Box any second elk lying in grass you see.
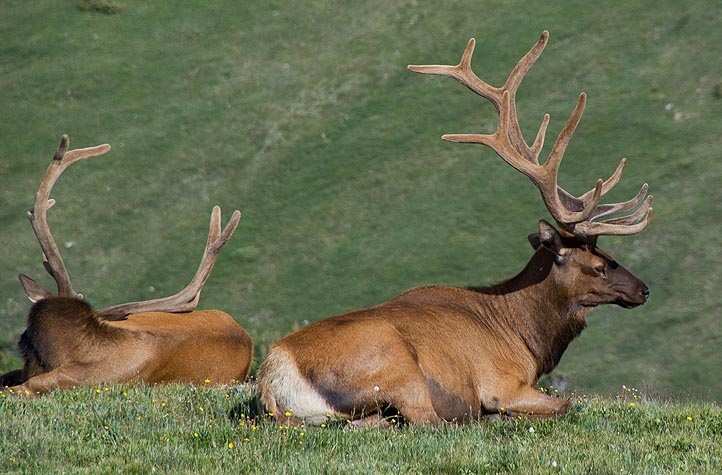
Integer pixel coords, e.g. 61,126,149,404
257,31,653,426
0,135,252,396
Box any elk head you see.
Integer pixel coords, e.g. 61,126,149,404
528,220,649,311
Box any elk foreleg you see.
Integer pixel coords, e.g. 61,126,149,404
6,365,96,396
491,385,571,419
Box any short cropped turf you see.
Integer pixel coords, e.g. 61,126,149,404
0,383,720,474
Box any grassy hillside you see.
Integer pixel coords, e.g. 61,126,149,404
1,0,721,401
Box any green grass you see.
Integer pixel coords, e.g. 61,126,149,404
0,384,720,474
0,2,721,468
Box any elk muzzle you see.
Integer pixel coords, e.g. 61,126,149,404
610,265,650,309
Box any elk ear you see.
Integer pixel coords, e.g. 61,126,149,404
528,220,562,250
527,233,542,250
531,220,569,263
18,274,53,303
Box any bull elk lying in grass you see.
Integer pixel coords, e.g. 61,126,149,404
258,31,653,426
0,135,252,396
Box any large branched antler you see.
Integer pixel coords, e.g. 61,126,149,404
24,134,111,299
408,31,652,238
21,134,241,320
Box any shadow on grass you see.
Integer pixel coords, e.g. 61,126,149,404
228,382,409,429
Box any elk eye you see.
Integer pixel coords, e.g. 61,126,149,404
594,264,607,277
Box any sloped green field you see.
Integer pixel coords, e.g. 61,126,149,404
1,0,720,403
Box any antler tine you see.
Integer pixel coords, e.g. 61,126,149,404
580,157,627,203
589,183,650,222
27,134,111,300
530,114,551,160
97,206,241,320
409,31,652,239
575,203,653,237
408,38,501,103
504,30,549,93
503,30,549,157
598,195,652,225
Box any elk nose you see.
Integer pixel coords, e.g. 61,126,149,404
642,287,650,302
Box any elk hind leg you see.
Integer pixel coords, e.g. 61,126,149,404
380,377,444,425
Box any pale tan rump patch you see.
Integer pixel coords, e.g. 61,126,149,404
258,347,335,425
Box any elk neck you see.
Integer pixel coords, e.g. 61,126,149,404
468,247,588,376
21,297,129,372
